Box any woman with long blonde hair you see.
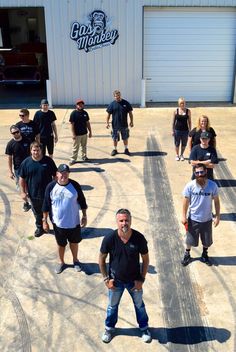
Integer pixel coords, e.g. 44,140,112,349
188,115,216,151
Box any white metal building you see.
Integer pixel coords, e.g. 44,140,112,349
0,0,236,105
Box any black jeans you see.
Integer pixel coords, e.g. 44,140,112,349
30,198,44,230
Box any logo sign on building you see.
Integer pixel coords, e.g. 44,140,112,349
70,10,119,52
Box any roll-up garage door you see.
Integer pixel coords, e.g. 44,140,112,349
144,7,236,102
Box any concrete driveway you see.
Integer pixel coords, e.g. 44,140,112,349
0,104,236,351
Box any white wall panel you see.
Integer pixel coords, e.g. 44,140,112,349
144,7,236,102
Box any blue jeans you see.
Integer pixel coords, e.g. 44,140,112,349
105,280,149,330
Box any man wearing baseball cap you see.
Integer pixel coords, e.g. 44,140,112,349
42,164,88,274
189,131,218,180
69,99,92,165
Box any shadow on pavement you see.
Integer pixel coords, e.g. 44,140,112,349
215,179,236,187
219,213,236,221
114,326,230,344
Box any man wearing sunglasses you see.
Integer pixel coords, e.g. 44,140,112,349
181,163,220,266
5,125,31,211
16,108,40,144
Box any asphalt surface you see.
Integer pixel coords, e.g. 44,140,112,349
0,105,236,352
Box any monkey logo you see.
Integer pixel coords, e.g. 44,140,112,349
90,10,106,34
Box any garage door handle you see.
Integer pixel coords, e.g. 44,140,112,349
145,78,152,80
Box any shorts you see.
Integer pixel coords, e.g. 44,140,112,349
112,128,129,141
53,224,82,247
40,136,54,155
174,130,188,147
185,218,213,247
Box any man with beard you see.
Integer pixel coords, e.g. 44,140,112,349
42,164,88,274
181,163,220,266
99,208,151,344
19,142,57,237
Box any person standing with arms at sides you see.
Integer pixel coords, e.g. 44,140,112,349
16,108,40,144
99,209,151,344
19,142,57,237
106,90,134,156
5,125,31,212
69,99,92,165
181,163,220,267
42,164,88,274
33,99,58,158
188,115,216,152
172,97,191,161
189,131,218,181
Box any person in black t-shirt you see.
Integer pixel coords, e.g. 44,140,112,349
172,97,192,161
189,131,218,180
16,108,40,144
5,125,31,212
69,99,92,165
188,115,216,152
33,99,58,158
106,90,134,156
99,209,151,344
19,142,57,237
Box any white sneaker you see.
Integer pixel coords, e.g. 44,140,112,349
180,155,185,161
141,329,152,343
175,155,180,161
102,329,113,343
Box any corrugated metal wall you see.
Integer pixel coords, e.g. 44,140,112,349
1,0,236,104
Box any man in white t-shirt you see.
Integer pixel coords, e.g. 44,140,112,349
42,164,88,274
181,163,220,266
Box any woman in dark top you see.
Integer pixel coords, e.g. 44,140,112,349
188,115,216,151
172,97,192,161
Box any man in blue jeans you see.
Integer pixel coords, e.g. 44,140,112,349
99,208,151,343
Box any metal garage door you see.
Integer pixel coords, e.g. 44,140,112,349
144,7,236,102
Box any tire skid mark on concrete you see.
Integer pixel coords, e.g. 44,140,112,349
212,156,236,352
0,188,11,238
215,155,236,221
1,275,32,352
144,134,213,351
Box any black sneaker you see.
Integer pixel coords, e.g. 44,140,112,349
34,228,44,237
124,148,130,155
82,156,89,161
55,263,66,274
23,202,31,212
201,253,212,266
181,253,191,266
111,149,117,156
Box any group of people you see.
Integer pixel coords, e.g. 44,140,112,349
172,97,220,267
4,92,221,344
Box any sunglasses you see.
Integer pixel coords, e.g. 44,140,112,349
195,170,205,175
11,130,20,135
19,114,25,117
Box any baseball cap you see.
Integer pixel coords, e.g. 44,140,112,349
57,164,70,173
200,131,211,139
76,98,85,105
41,99,49,105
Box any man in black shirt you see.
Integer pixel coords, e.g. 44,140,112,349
33,99,58,158
99,209,151,344
189,131,218,180
16,108,40,143
69,99,92,165
19,142,57,237
106,90,133,156
5,125,31,211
